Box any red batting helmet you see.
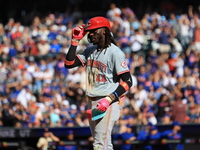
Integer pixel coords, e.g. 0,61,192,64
84,16,111,31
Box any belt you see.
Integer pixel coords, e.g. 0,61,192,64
87,96,105,101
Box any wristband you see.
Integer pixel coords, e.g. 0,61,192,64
113,92,118,98
71,38,79,46
108,93,116,101
106,96,113,103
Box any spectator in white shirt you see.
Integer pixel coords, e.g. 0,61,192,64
134,84,148,108
16,86,32,109
130,29,144,57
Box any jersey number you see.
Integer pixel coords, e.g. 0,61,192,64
96,74,106,83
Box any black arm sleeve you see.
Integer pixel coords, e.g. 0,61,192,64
66,45,77,61
65,45,82,68
114,72,132,98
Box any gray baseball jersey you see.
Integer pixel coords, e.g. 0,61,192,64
77,43,130,97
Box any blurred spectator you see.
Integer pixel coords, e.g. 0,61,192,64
156,94,171,122
113,124,136,150
116,30,132,56
140,98,152,114
160,114,172,125
179,16,191,51
37,36,50,57
130,29,144,57
134,84,148,108
136,65,149,86
146,109,157,125
36,128,60,150
11,22,23,40
69,104,78,120
171,94,187,123
126,115,137,126
48,25,58,42
1,99,14,126
106,3,122,25
137,122,153,141
57,130,77,150
16,86,32,109
65,120,75,127
161,121,184,150
194,88,200,105
157,25,171,54
120,6,135,23
188,105,199,123
191,22,200,52
174,54,184,77
147,125,162,150
167,53,178,76
23,38,38,56
49,38,62,54
171,28,183,54
12,102,24,127
32,66,44,94
137,122,153,150
49,106,61,127
42,68,54,85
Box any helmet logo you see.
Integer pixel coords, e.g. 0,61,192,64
87,21,91,27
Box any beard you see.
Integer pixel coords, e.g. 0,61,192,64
87,33,103,45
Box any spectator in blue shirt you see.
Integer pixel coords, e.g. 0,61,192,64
147,125,162,150
161,121,184,150
119,124,136,150
137,122,153,150
48,25,58,42
50,38,62,54
137,122,153,141
57,130,77,150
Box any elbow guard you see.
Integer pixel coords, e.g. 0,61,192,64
120,82,130,92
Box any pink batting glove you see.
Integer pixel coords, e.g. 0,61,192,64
96,97,112,112
71,25,86,46
72,25,86,40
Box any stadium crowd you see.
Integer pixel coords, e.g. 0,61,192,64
0,3,200,136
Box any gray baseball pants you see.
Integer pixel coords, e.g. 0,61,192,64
88,99,120,150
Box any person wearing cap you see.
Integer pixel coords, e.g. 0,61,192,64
146,109,157,125
36,128,60,150
64,16,132,150
146,125,162,150
1,99,14,126
161,114,172,125
137,122,154,150
113,124,136,150
69,104,77,121
137,122,153,141
57,130,77,150
161,121,184,150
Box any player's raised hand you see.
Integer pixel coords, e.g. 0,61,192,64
71,24,86,46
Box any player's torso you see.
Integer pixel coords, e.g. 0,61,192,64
84,44,120,97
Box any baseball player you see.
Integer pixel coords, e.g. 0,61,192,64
64,16,133,150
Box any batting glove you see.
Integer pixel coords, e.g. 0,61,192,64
96,96,113,112
71,25,86,46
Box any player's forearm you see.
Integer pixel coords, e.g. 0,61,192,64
113,72,133,99
65,45,77,61
64,45,80,68
105,72,132,104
